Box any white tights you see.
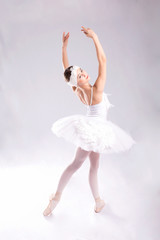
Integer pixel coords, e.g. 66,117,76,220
54,146,100,202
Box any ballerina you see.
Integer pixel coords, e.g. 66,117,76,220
43,26,136,216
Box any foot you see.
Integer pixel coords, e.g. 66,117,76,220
94,197,106,213
43,193,60,216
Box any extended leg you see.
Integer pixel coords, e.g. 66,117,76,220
55,146,91,194
43,146,91,216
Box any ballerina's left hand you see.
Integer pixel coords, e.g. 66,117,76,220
62,32,70,48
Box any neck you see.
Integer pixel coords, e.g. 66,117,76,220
77,83,92,92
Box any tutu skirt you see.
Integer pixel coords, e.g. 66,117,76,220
51,114,136,154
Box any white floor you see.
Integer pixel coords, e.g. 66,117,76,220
0,142,159,240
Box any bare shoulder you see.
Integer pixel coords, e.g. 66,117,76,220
72,86,80,97
92,85,103,104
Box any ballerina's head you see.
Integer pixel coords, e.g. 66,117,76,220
64,65,90,88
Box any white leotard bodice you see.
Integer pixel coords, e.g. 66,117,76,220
85,86,114,119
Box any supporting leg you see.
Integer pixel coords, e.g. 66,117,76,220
88,151,105,213
88,151,100,200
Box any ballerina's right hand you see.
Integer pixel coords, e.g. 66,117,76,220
62,32,70,48
81,26,96,38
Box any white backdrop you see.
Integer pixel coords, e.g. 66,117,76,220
0,1,159,240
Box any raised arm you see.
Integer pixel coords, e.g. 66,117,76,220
92,33,106,62
62,32,77,92
62,32,70,71
92,34,106,92
81,26,107,92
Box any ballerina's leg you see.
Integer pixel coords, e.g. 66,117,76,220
88,151,106,213
55,146,91,194
43,146,91,216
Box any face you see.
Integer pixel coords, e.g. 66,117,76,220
77,67,90,86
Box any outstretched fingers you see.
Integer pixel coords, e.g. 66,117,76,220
81,26,89,36
63,32,69,39
81,26,87,31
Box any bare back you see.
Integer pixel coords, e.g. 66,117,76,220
74,85,103,106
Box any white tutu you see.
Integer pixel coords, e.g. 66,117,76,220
51,92,136,154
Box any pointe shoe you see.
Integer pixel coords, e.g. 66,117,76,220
94,198,106,213
43,193,60,216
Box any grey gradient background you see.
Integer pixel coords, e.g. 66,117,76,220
0,0,160,240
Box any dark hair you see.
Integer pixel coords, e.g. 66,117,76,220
63,66,73,83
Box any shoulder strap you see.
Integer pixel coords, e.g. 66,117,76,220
90,86,93,105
